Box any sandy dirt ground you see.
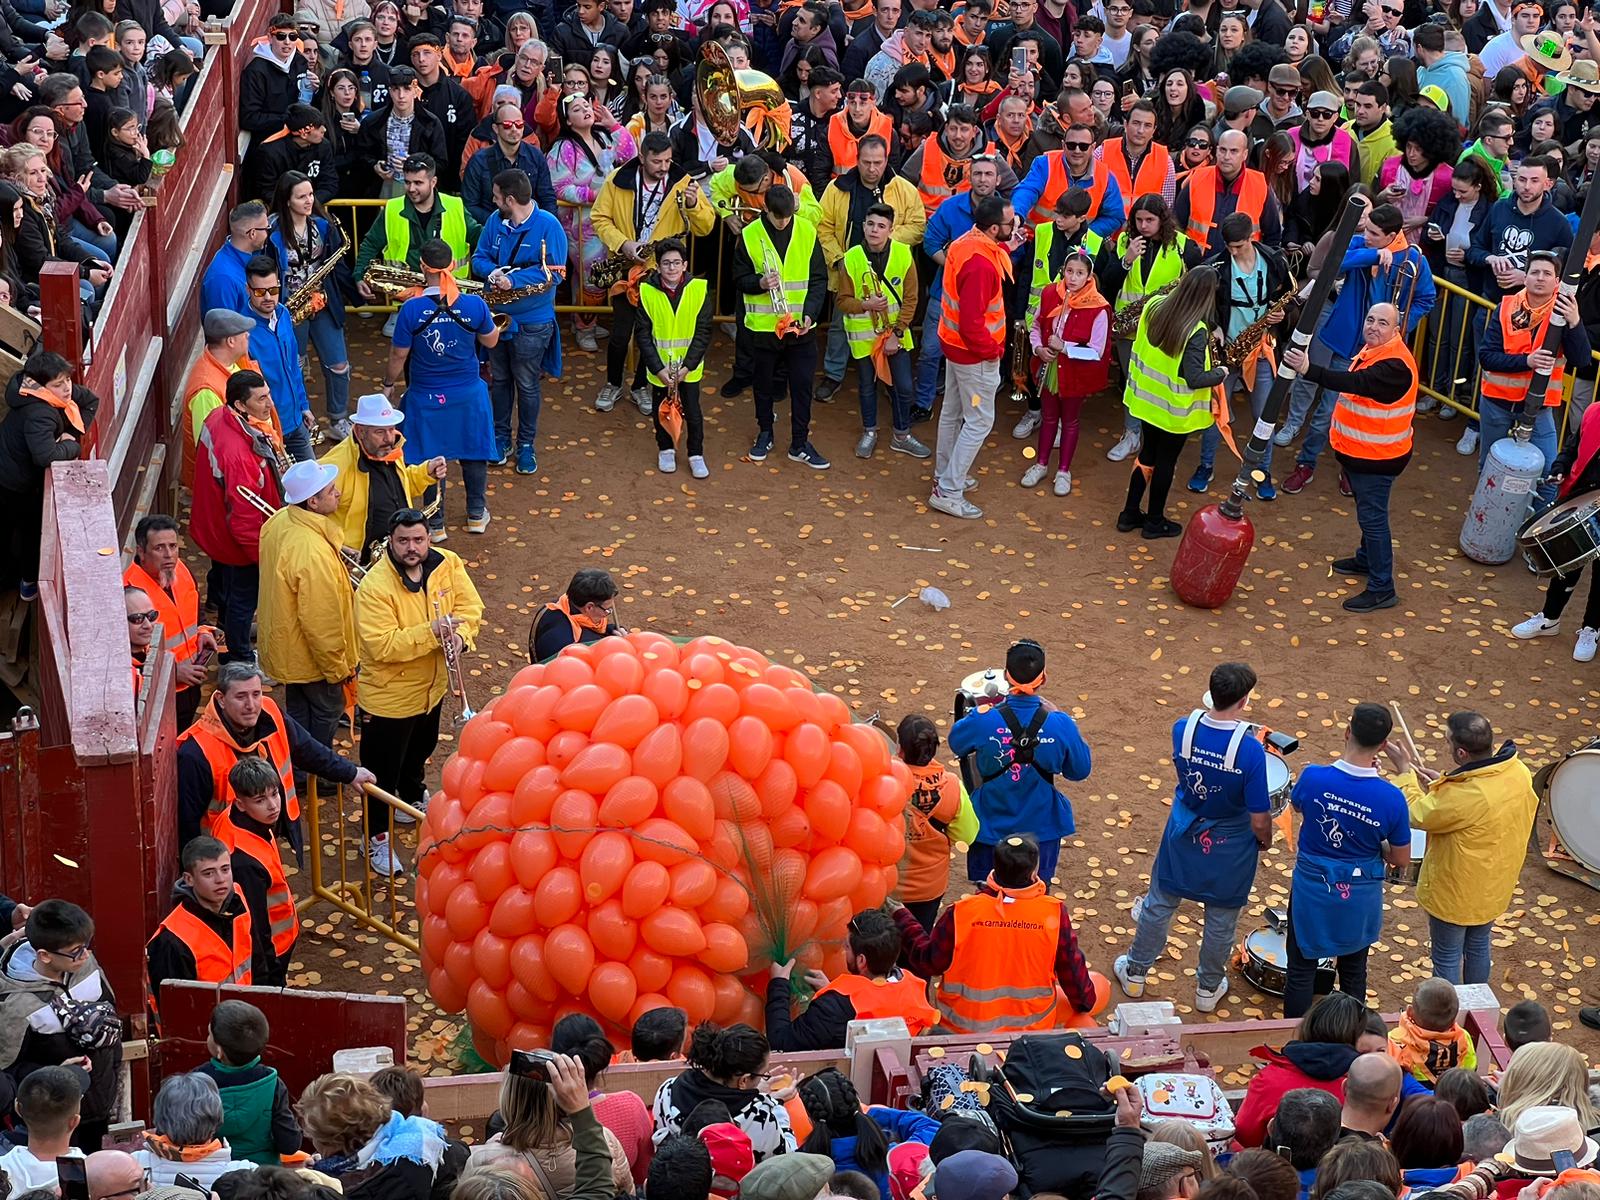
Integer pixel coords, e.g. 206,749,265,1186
271,320,1600,1077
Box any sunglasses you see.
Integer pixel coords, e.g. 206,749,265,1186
127,610,160,624
1186,136,1212,147
249,285,281,295
498,118,525,127
1381,4,1401,12
1307,107,1335,118
272,30,297,40
1271,84,1297,97
1064,140,1093,149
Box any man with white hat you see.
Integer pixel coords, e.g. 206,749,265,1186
320,393,447,562
1507,1107,1600,1176
256,459,358,788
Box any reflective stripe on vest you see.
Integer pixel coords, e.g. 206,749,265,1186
123,561,202,671
937,891,1061,1034
1125,312,1214,433
816,970,937,1035
742,219,817,331
638,278,709,385
841,241,914,357
178,696,302,830
917,138,968,218
1183,166,1268,247
937,230,1008,355
1328,335,1418,460
1481,298,1566,407
228,824,298,954
151,891,253,990
383,193,471,274
1102,137,1170,207
828,110,893,177
1025,224,1104,325
1114,232,1187,313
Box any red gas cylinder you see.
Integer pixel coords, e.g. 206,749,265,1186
1171,502,1255,608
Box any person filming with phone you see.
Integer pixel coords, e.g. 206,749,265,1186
484,1050,638,1196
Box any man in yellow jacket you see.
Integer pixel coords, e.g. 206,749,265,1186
257,460,357,803
355,505,484,876
320,394,446,563
1382,710,1537,986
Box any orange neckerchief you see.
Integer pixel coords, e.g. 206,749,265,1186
246,414,286,460
400,264,462,305
1513,290,1558,331
22,384,82,435
362,434,407,464
983,872,1047,899
1587,250,1600,271
994,122,1033,167
1372,230,1412,283
552,593,609,634
1062,274,1106,310
929,45,955,80
441,47,480,78
1387,1009,1471,1077
1004,670,1043,694
145,1133,225,1163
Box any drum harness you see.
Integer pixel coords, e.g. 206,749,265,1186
977,700,1055,785
1179,709,1252,777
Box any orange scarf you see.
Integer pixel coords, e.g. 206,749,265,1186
23,384,83,436
994,123,1032,167
145,1133,225,1163
929,45,955,80
1373,230,1411,281
246,414,286,460
1062,275,1107,310
983,872,1046,898
362,433,407,464
553,594,610,634
1513,290,1558,331
400,262,462,304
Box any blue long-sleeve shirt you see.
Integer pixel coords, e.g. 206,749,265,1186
1319,242,1435,361
923,193,977,299
471,206,567,329
246,306,310,430
1012,156,1125,240
948,694,1092,844
200,242,254,317
1479,301,1591,404
462,141,558,226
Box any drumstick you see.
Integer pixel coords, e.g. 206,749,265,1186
1390,701,1422,762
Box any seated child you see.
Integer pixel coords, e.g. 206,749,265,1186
1387,977,1477,1084
1503,1000,1552,1053
217,758,297,986
193,999,302,1165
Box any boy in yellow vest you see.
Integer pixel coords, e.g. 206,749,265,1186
217,758,299,986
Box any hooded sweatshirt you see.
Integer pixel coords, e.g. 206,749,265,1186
1233,1041,1360,1148
238,42,310,144
651,1069,797,1163
1468,194,1574,300
1418,51,1472,132
0,940,117,1123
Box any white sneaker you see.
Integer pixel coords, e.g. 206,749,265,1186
1272,422,1300,447
688,455,709,479
1456,428,1479,456
1512,614,1561,639
1012,411,1040,439
1415,395,1438,414
1054,470,1072,496
1107,429,1141,461
381,313,397,338
632,386,654,415
1021,463,1049,487
1113,954,1146,998
367,834,404,876
658,449,677,473
1130,893,1145,923
1577,627,1599,663
391,788,428,825
1195,977,1229,1013
576,327,599,352
595,383,621,412
927,490,983,519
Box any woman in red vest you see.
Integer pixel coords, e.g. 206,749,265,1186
1021,249,1109,497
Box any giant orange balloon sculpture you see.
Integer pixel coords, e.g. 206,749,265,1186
415,633,913,1066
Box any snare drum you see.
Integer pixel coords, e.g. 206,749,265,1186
1265,754,1292,817
954,668,1009,722
1238,926,1335,997
1516,490,1600,576
1385,828,1427,885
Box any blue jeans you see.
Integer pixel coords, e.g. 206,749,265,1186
489,321,555,449
1295,355,1352,473
429,460,489,523
1428,913,1494,984
1200,359,1276,473
1478,399,1559,505
294,309,350,423
856,347,913,434
1346,469,1397,596
965,835,1061,885
823,309,851,383
915,300,943,411
1426,266,1484,399
282,423,313,462
68,218,116,261
1125,878,1243,992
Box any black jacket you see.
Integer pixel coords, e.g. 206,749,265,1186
668,115,755,176
239,46,311,143
244,134,341,205
730,214,828,346
145,882,253,1020
417,74,476,188
764,976,857,1051
225,807,295,982
634,268,714,380
352,104,450,198
0,371,100,494
1461,3,1501,54
549,9,630,68
0,943,112,1124
1202,240,1293,346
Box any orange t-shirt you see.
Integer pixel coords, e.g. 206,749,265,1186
897,761,962,902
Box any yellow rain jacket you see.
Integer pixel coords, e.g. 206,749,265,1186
816,171,926,291
319,434,437,558
355,546,483,718
257,505,356,686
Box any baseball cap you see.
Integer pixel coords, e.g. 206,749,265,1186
1268,62,1301,86
1308,89,1342,112
699,1123,753,1199
1419,83,1450,111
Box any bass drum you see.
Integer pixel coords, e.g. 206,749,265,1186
1545,740,1600,874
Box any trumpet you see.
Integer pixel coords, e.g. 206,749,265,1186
432,596,476,725
863,268,888,334
761,240,789,321
237,484,368,585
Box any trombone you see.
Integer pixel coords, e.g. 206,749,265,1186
432,596,476,725
1390,253,1420,331
236,484,368,585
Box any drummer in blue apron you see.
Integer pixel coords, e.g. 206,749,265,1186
1284,702,1413,1019
381,237,502,538
1115,662,1272,1014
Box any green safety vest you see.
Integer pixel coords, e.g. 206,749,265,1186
743,218,817,332
1125,311,1214,434
638,278,709,386
1025,223,1103,327
1114,233,1187,313
383,193,470,275
841,241,914,359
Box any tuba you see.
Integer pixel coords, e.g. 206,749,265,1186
695,40,792,151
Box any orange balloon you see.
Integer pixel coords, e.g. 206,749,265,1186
468,977,515,1039
501,683,563,741
483,736,548,793
562,742,632,796
622,860,672,918
507,1022,551,1053
506,979,551,1024
822,741,863,803
783,684,823,727
633,818,698,866
628,991,675,1029
510,765,563,827
815,692,852,729
429,859,466,908
662,776,716,841
710,971,748,1024
458,791,511,852
700,874,751,924
641,906,707,956
507,662,545,690
739,682,801,732
469,841,515,899
555,683,611,733
705,820,743,871
802,779,852,844
641,668,690,722
593,651,646,699
455,758,487,811
681,717,730,782
579,831,634,904
488,885,537,938
788,899,819,947
699,922,749,973
544,923,596,994
770,806,811,848
545,729,590,772
710,771,762,824
784,723,831,788
430,967,467,1014
668,859,717,908
587,899,639,961
726,715,775,778
550,789,599,859
838,723,891,782
533,866,582,927
542,654,596,691
863,774,908,821
665,962,716,1025
683,681,741,727
628,946,673,993
739,820,775,875
444,940,477,992
588,961,638,1023
632,723,684,788
683,652,726,688
421,915,451,966
849,865,890,912
803,845,860,902
815,896,854,939
845,808,889,860
591,693,659,749
771,848,806,908
430,795,467,848
510,829,559,889
460,717,513,762
598,775,659,828
510,933,561,1002
445,882,489,940
755,758,799,821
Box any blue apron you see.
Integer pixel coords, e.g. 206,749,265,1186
397,294,499,464
1289,849,1385,959
1154,712,1260,908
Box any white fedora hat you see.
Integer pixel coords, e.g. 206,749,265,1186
282,460,338,506
1509,1107,1600,1175
352,393,404,428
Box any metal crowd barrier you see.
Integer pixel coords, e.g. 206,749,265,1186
300,774,423,953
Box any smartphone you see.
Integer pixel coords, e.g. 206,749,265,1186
193,644,213,668
57,1158,88,1200
1122,79,1136,97
1011,46,1027,77
1426,222,1443,240
509,1048,555,1081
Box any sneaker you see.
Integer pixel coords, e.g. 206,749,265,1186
381,313,397,338
576,327,598,352
1256,474,1277,502
1021,463,1049,487
1194,977,1229,1013
815,376,842,403
1332,556,1369,576
964,476,978,491
632,386,653,415
494,442,510,467
1012,411,1040,439
594,325,610,339
1582,1007,1600,1031
595,383,621,412
1282,464,1315,494
788,442,831,470
658,449,677,473
1512,614,1562,639
688,455,709,478
367,834,404,877
750,430,773,461
1456,428,1479,456
855,429,878,458
1054,470,1072,496
1576,627,1599,663
516,445,537,475
1415,395,1438,414
392,788,428,826
466,508,491,535
1143,517,1183,539
909,405,934,424
1273,422,1300,447
1113,955,1146,998
1343,590,1398,612
1438,404,1459,422
1188,464,1213,493
18,580,36,601
1338,471,1353,498
1116,509,1144,532
1130,894,1145,923
330,418,353,441
927,489,983,519
890,431,932,458
721,377,749,398
429,526,449,544
1107,429,1141,461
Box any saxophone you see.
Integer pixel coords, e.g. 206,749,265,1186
588,236,676,290
286,252,343,322
1111,278,1180,341
361,256,565,305
1220,278,1299,371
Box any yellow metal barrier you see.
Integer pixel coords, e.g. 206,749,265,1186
300,774,422,954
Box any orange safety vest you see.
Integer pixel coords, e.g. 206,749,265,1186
917,137,972,219
148,888,253,998
816,970,938,1035
1028,153,1107,227
1328,334,1418,461
828,109,893,177
938,890,1062,1034
178,695,302,835
181,350,238,487
1481,297,1566,408
937,229,1011,356
123,560,204,686
1101,138,1169,207
1182,165,1268,247
220,817,298,956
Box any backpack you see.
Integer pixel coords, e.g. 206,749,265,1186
1136,1072,1235,1152
969,1033,1116,1200
978,701,1053,785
